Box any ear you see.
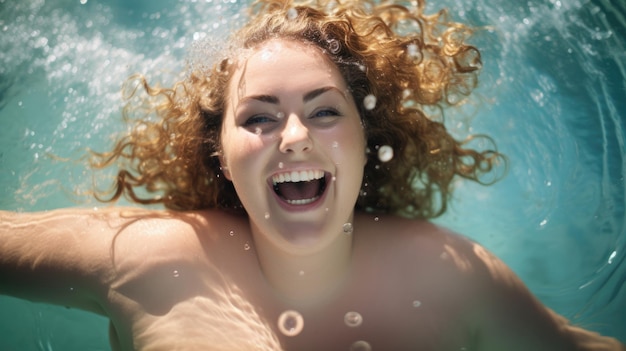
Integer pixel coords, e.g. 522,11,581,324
218,153,232,181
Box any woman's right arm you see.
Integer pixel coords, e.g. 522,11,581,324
0,208,131,315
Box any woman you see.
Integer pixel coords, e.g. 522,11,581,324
1,0,624,350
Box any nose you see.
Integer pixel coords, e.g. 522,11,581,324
279,114,312,154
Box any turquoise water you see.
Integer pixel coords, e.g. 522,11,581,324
1,0,624,349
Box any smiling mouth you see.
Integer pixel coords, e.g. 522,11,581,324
271,170,328,205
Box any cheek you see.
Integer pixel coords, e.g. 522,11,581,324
222,133,267,174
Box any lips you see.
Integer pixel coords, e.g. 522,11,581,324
271,170,328,206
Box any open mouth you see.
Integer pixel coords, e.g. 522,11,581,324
271,170,328,206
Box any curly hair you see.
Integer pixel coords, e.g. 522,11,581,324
92,0,505,218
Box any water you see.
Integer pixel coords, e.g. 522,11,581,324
0,0,624,349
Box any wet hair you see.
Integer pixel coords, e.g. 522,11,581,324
92,0,506,218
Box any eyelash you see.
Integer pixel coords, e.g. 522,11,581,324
243,115,275,126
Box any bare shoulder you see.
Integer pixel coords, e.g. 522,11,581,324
353,213,625,350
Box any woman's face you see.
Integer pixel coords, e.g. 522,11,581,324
220,39,367,252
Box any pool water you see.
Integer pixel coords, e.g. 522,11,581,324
1,0,624,349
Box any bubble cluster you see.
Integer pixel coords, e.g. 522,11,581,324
363,94,377,110
278,310,304,337
377,145,394,162
344,311,363,327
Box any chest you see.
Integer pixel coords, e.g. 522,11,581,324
115,266,475,351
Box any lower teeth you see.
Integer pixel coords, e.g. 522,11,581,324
286,196,319,205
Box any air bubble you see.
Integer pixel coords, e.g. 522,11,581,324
344,311,363,327
229,230,235,236
173,270,180,278
332,141,339,148
374,217,379,222
244,242,251,251
350,340,372,351
265,212,270,219
278,310,304,337
363,94,377,110
276,112,285,119
343,223,354,234
377,145,393,162
413,300,422,308
255,127,262,135
407,43,422,62
287,8,298,20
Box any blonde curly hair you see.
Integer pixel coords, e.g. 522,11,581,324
93,0,505,218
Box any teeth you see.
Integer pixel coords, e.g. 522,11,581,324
272,170,325,184
286,197,319,205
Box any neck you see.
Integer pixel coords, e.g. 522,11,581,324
250,219,354,305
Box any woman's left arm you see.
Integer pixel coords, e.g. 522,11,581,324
469,244,625,351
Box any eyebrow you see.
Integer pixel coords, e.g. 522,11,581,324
241,86,344,106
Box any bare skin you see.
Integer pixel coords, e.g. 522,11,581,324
1,39,624,351
1,208,623,351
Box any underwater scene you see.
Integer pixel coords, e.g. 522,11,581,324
0,0,624,349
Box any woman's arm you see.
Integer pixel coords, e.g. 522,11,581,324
470,244,625,350
0,208,134,315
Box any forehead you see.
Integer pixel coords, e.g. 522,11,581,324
229,39,348,96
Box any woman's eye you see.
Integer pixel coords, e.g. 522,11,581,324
311,108,341,119
244,115,275,126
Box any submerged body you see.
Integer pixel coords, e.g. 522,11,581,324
3,208,623,351
1,1,625,350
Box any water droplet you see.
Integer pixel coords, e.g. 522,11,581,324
264,212,270,219
254,127,262,135
407,43,421,62
278,310,304,337
229,230,235,236
413,300,422,308
363,94,377,110
374,217,379,222
350,340,372,351
343,222,354,234
344,311,363,327
244,242,251,251
377,145,393,162
173,270,180,278
286,7,299,19
332,141,339,148
331,176,337,182
276,112,285,119
278,162,284,169
69,287,75,292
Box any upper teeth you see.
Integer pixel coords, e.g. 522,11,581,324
272,170,324,184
